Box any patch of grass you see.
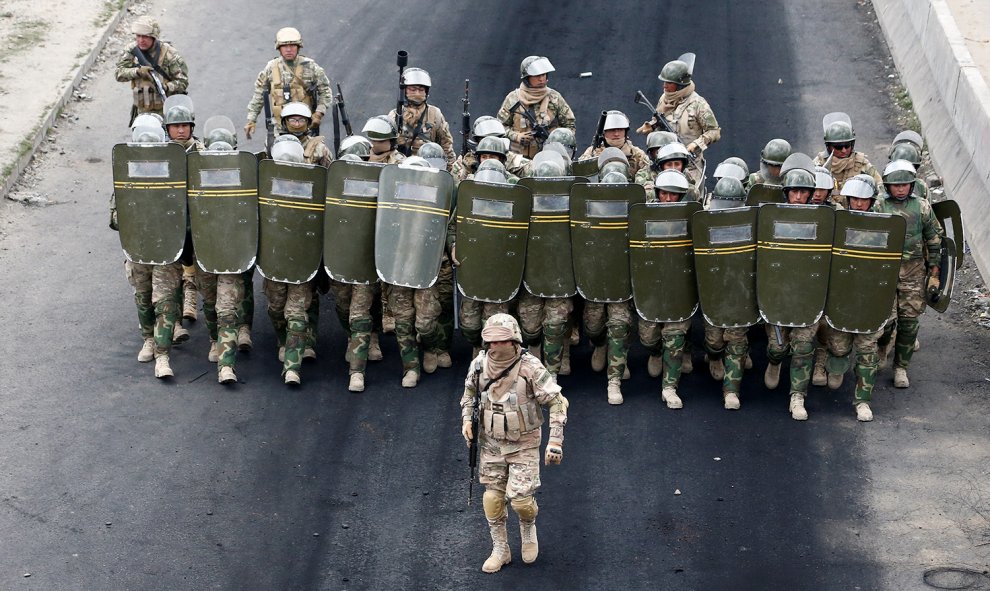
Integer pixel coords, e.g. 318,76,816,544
894,87,922,133
0,19,49,63
94,0,126,27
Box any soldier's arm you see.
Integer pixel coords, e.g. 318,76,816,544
922,204,944,264
319,143,334,167
867,163,884,188
162,46,189,94
434,110,457,166
692,100,721,151
577,145,595,160
459,362,480,421
114,48,139,82
552,93,576,132
245,67,272,124
634,166,655,196
312,62,333,115
527,360,567,442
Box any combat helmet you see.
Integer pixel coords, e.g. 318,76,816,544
647,131,678,152
280,102,312,136
888,142,921,168
338,135,372,159
402,155,432,168
477,159,507,175
546,127,576,156
603,110,630,132
482,313,523,344
814,166,835,192
418,141,446,169
713,161,748,182
131,16,160,39
520,56,555,81
533,159,565,178
205,128,237,149
600,171,629,184
841,173,879,203
723,156,749,178
401,67,432,90
275,27,303,49
892,130,923,151
882,159,917,198
131,125,167,143
600,161,629,180
656,142,691,170
659,60,691,86
164,105,194,127
472,116,506,140
475,168,509,184
362,116,398,141
760,139,791,166
476,136,508,161
709,177,747,210
824,120,856,152
131,113,164,131
782,168,816,201
597,146,628,169
654,169,690,198
271,134,304,163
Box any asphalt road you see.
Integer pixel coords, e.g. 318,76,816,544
1,1,989,590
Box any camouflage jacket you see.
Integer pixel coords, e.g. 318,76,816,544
301,135,333,167
874,194,943,263
450,152,477,183
649,92,720,151
814,150,883,208
386,103,456,167
451,151,528,184
245,56,333,126
368,149,405,164
115,41,189,113
635,164,701,201
497,88,576,158
176,137,206,152
580,141,651,181
744,170,783,190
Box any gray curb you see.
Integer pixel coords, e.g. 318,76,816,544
873,0,990,280
0,0,134,200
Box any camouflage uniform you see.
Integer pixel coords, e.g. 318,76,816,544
263,279,314,378
115,41,189,117
245,56,332,134
637,168,701,201
583,301,634,382
497,88,576,158
387,103,456,167
212,273,248,370
639,318,693,390
703,321,750,398
329,281,377,375
642,84,720,186
744,170,783,190
368,149,405,165
813,151,883,209
125,261,182,358
516,292,573,375
766,322,821,401
826,327,884,405
580,141,651,181
301,134,333,167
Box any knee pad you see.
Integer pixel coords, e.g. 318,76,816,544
606,321,630,341
662,333,686,355
287,318,308,335
826,353,851,375
725,342,748,357
897,318,920,340
521,327,542,347
543,323,567,339
704,342,725,360
154,299,178,318
218,312,239,329
790,340,814,357
510,495,539,522
483,488,507,521
350,318,373,334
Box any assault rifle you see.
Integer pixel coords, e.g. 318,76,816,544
592,110,607,149
308,81,321,137
395,50,410,156
262,89,275,155
634,90,696,162
130,46,168,101
333,83,352,154
468,364,482,505
461,79,471,156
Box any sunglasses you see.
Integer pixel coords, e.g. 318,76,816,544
830,142,854,151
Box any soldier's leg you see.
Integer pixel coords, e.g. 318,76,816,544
125,261,155,362
381,283,395,334
263,278,289,351
436,258,456,360
722,327,749,410
786,324,818,420
583,301,607,372
542,297,572,375
282,281,314,383
517,291,545,358
346,284,375,392
812,323,830,387
328,280,353,334
893,260,926,387
505,447,542,565
196,268,219,346
414,284,446,373
387,285,420,386
852,331,882,421
236,268,255,351
639,318,663,378
215,273,245,384
182,263,199,321
764,324,791,390
479,447,511,573
460,297,483,353
660,319,692,409
703,320,727,381
605,302,633,404
825,330,854,391
304,295,319,360
151,262,182,377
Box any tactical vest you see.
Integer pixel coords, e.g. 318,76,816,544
398,104,441,153
131,43,177,113
477,359,544,442
302,135,326,164
269,58,312,122
665,93,702,143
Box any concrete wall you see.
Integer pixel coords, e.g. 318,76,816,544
873,0,990,279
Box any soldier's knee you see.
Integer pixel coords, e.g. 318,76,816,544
520,327,542,347
510,495,539,522
726,342,748,357
483,488,507,521
543,323,567,339
154,299,178,317
287,318,307,334
791,340,814,357
606,321,630,340
350,318,373,334
826,352,851,375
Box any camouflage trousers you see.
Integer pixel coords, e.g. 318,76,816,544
414,259,454,354
125,261,181,356
329,280,376,374
640,318,692,389
878,259,926,369
703,322,750,394
479,441,541,499
827,328,883,403
194,268,220,341
263,279,314,375
766,321,820,395
460,298,510,348
517,291,573,374
583,300,634,381
386,283,442,373
209,273,247,369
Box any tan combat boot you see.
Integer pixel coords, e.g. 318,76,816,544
764,362,781,389
789,392,808,421
284,370,301,385
723,391,740,410
154,355,173,379
422,351,439,374
855,402,873,422
591,345,607,372
647,354,662,378
348,372,365,392
520,520,539,564
401,369,419,388
183,286,198,321
278,346,285,362
661,386,683,409
368,332,383,361
709,358,725,381
237,325,253,351
303,347,317,361
570,326,580,345
827,371,844,390
893,367,910,388
172,323,190,344
218,366,236,384
208,340,219,363
138,337,155,363
437,351,452,368
812,349,827,386
681,351,693,374
606,377,623,405
482,523,512,573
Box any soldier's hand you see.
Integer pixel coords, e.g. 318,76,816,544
450,244,460,267
927,266,941,296
137,65,153,79
461,421,473,445
545,439,563,465
686,141,699,155
310,111,323,129
635,119,655,135
516,131,534,146
244,121,256,140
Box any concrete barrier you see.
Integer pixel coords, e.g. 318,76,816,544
873,0,990,280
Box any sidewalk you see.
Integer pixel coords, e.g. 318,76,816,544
946,0,990,86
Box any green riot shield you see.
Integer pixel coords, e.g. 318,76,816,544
257,160,327,284
572,157,599,180
629,201,702,322
112,142,187,264
570,182,647,303
692,207,760,328
928,236,957,313
745,183,784,206
517,176,586,298
826,210,906,332
375,164,454,288
454,181,532,302
323,160,385,284
932,199,964,268
756,204,835,327
187,151,258,274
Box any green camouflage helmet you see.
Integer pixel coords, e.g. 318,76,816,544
713,176,746,200
600,161,628,179
533,160,565,178
483,312,523,344
164,105,194,127
475,168,509,184
654,169,690,194
659,59,691,86
646,131,678,151
476,136,507,160
841,174,878,200
362,116,398,141
723,156,750,177
656,142,691,167
131,16,160,39
520,56,555,80
205,128,237,149
472,116,506,140
782,168,816,192
824,120,856,144
760,138,791,166
477,159,507,174
418,142,444,160
882,159,917,186
338,135,372,159
597,146,628,169
600,171,629,184
271,134,305,163
888,142,921,167
546,127,576,153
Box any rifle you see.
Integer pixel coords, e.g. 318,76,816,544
130,46,168,101
332,83,352,155
395,50,410,156
336,83,352,136
634,90,696,162
262,89,275,155
592,110,607,149
461,79,471,156
468,363,482,505
308,81,321,137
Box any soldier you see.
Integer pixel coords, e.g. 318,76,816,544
498,56,576,158
891,129,940,189
810,166,836,206
362,116,406,164
244,27,332,140
874,160,944,388
460,314,568,573
579,110,650,179
636,142,701,200
280,102,333,166
115,16,189,124
546,127,577,159
452,117,531,182
888,142,930,200
635,56,720,187
813,114,883,207
745,138,791,189
386,67,456,166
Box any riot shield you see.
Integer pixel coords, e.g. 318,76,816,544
629,201,701,322
572,157,599,180
257,160,326,284
745,183,784,206
187,150,258,273
692,207,760,328
825,210,906,332
756,204,835,327
323,160,385,284
112,142,187,264
518,176,585,298
570,182,647,302
932,199,964,268
454,181,532,302
375,164,454,288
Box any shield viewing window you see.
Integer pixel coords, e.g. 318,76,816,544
128,161,170,178
533,194,569,213
199,168,241,187
271,178,314,199
646,220,688,238
773,221,818,240
471,199,514,219
709,224,752,244
586,200,628,218
844,228,889,249
395,182,438,204
342,179,379,197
